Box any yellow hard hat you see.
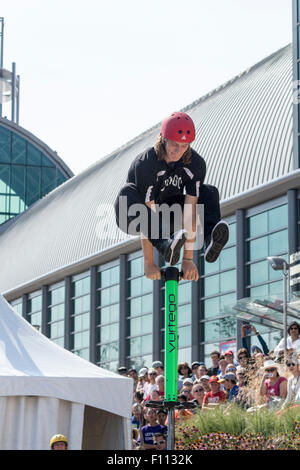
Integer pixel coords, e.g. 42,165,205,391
50,434,68,448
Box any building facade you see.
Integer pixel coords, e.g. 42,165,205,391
1,42,299,372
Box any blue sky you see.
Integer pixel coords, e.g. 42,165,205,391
1,0,292,174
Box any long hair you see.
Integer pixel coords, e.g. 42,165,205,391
154,134,192,165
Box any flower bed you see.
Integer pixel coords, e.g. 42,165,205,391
175,405,300,450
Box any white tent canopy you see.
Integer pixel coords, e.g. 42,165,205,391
0,295,133,450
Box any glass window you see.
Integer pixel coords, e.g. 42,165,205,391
220,246,236,270
27,291,42,330
11,134,26,164
97,263,120,369
0,164,10,193
269,230,288,255
27,143,42,166
248,236,268,262
26,166,41,206
220,269,236,293
10,298,22,316
41,167,57,197
268,206,288,231
248,212,268,238
0,127,11,163
71,273,90,357
248,260,269,285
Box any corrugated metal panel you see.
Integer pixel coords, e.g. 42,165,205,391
0,44,294,294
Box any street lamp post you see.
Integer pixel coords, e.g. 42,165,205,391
267,257,290,353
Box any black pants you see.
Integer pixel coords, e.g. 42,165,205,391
114,183,221,247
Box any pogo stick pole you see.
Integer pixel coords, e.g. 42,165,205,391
163,266,180,450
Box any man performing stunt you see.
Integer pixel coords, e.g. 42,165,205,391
114,111,229,281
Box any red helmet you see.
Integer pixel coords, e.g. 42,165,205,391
160,112,195,143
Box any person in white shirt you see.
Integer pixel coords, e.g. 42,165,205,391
144,368,158,397
274,322,300,356
280,353,300,410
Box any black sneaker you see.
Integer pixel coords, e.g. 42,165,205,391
156,229,188,266
204,221,229,263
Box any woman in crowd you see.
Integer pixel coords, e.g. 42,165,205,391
144,368,158,397
281,353,300,409
191,383,205,408
274,321,300,357
178,362,193,380
259,359,287,405
237,348,249,368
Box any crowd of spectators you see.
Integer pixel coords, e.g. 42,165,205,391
120,321,300,450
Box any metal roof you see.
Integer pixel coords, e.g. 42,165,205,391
0,44,294,295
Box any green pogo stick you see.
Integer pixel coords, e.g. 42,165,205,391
162,266,180,451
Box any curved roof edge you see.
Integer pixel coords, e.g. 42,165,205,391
0,117,74,178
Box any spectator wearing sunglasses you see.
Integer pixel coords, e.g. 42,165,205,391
259,360,287,405
191,383,205,408
144,368,158,397
281,353,300,409
153,433,167,450
237,348,249,367
274,322,300,357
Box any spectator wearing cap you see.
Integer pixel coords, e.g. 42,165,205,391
202,376,227,409
274,321,300,357
236,366,247,388
241,323,269,356
207,351,221,377
152,361,164,376
260,360,287,405
191,361,201,381
199,375,210,393
223,373,239,402
118,366,127,376
181,378,194,399
224,350,238,366
225,363,237,375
